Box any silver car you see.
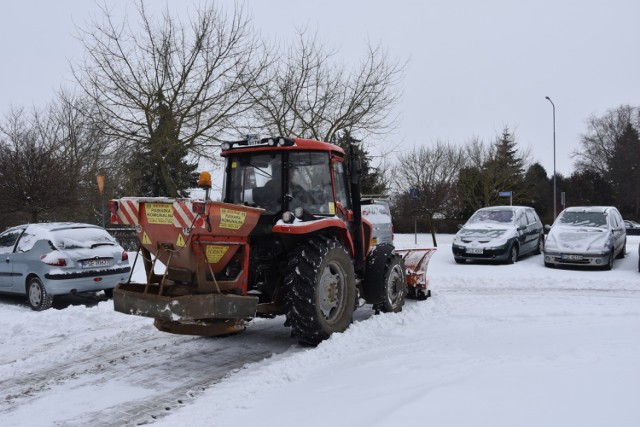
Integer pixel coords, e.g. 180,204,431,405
0,223,131,310
543,206,626,270
452,205,544,264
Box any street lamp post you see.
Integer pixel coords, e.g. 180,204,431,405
545,96,557,220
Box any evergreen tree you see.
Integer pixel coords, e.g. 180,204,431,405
335,131,387,197
566,170,613,208
486,127,526,204
122,91,198,197
457,128,529,213
522,162,550,219
608,123,640,217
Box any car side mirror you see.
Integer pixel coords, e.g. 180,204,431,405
544,224,552,231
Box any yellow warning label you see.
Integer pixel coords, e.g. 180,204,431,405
146,203,173,224
328,202,335,215
220,208,246,230
205,245,229,263
176,234,186,247
142,232,152,245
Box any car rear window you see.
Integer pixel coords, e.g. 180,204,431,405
50,227,116,249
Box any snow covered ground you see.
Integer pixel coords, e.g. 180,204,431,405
2,234,640,427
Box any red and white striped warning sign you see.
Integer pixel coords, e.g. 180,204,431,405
173,201,195,228
173,201,205,229
111,199,140,226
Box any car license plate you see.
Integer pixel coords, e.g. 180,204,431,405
562,254,583,260
83,259,110,268
466,248,483,254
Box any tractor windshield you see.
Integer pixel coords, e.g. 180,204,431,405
225,151,335,216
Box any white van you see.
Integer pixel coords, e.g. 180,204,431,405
361,199,393,246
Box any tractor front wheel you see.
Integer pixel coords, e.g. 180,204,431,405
284,236,356,346
364,244,406,313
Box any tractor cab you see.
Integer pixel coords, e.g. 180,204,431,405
221,137,353,231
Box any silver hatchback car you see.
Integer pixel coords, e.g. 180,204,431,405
0,223,131,310
543,206,626,269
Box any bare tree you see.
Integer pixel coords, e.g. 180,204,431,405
573,105,640,175
0,107,83,224
72,1,267,195
392,142,466,242
457,129,532,214
0,91,119,227
244,29,405,144
456,137,497,212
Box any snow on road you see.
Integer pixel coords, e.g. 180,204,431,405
2,234,640,426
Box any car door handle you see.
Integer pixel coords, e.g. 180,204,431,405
4,258,9,263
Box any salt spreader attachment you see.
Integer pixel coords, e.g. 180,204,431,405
110,198,264,336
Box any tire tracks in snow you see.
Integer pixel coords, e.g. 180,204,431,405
1,318,298,426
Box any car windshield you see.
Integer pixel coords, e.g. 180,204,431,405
468,209,514,224
50,227,116,250
558,211,607,228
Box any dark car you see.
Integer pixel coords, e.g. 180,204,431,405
624,220,640,236
0,223,131,310
543,206,626,270
452,206,544,264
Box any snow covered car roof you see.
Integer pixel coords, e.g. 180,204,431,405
7,223,117,252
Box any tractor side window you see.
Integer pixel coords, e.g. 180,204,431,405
287,152,333,214
333,160,351,211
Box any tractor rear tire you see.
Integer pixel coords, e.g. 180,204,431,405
284,235,356,346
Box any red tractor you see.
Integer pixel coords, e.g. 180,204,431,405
110,136,434,345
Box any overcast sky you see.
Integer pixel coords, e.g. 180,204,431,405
1,0,638,176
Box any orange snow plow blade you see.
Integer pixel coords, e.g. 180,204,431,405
396,248,437,300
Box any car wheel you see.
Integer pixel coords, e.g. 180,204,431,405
535,235,544,255
27,277,53,311
103,288,114,299
604,250,614,271
507,245,518,264
616,239,626,259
